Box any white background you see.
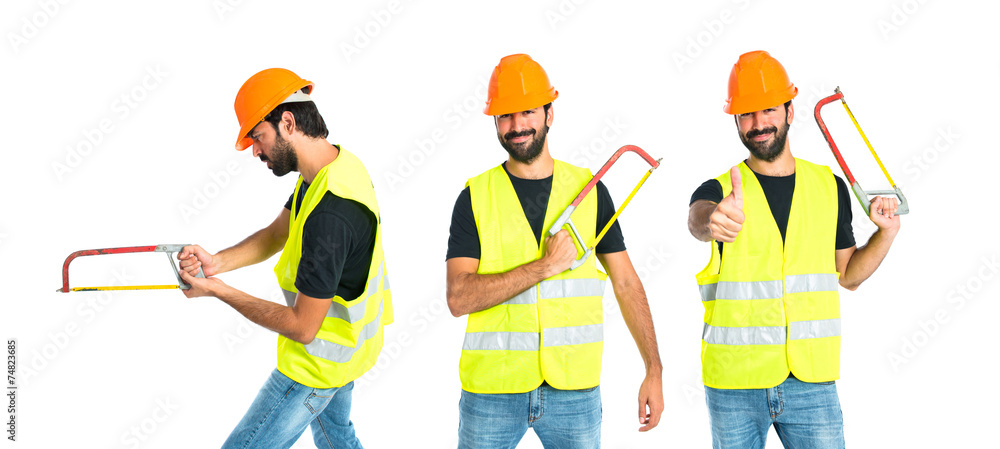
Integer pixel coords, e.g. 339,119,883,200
2,0,997,447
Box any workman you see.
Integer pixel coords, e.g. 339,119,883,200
446,54,663,448
177,68,391,449
687,51,901,448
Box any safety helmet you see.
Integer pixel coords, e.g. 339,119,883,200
233,68,314,151
484,54,559,116
723,51,797,115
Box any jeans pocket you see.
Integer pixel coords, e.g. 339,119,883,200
814,381,836,386
304,391,334,415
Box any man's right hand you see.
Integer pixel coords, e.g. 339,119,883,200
708,166,745,243
178,245,219,277
542,229,577,276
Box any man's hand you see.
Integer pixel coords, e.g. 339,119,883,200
708,166,745,243
179,269,228,299
868,195,901,234
637,373,663,432
541,229,577,277
178,244,220,277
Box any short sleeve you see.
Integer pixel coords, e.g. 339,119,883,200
595,181,626,254
446,187,481,260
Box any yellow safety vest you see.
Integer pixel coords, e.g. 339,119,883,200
696,159,841,389
273,148,393,389
460,161,607,394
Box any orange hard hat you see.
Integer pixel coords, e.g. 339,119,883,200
483,54,559,116
723,51,797,115
233,68,314,151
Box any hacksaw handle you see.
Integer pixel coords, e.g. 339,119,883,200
853,183,910,216
547,206,592,270
162,244,206,290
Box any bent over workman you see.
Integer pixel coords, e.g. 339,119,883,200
178,68,391,449
687,51,901,448
446,54,663,448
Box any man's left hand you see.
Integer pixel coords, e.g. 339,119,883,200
179,269,228,299
637,373,663,432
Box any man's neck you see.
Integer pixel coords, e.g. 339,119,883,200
296,139,340,183
505,145,554,180
746,145,795,176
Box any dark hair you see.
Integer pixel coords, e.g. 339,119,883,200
543,102,552,115
263,101,329,140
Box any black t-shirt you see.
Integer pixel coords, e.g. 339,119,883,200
689,168,856,255
447,163,625,261
285,183,376,301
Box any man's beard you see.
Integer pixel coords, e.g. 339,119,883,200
261,133,298,177
499,124,548,164
739,120,790,162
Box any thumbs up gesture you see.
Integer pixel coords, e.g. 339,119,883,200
709,166,745,243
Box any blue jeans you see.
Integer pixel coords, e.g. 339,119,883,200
222,369,363,449
458,383,601,449
705,375,845,449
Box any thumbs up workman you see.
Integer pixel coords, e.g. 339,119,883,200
686,51,901,448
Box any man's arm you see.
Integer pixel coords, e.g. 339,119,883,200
688,167,744,242
446,229,576,317
597,250,663,432
179,270,328,344
835,196,901,291
179,207,290,276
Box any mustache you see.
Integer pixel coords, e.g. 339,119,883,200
746,126,778,139
504,129,535,141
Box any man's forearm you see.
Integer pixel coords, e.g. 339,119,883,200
216,226,286,274
215,286,307,342
447,258,553,317
614,278,662,374
841,227,898,290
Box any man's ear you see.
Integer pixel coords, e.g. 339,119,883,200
785,101,794,125
546,104,554,127
280,110,297,136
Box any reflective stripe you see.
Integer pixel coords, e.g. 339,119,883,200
383,275,390,290
503,288,536,305
705,275,837,300
786,273,839,294
365,263,384,298
699,283,718,302
304,302,384,363
702,319,841,345
789,318,841,340
716,280,783,300
702,323,786,345
500,278,605,306
283,262,386,324
539,278,605,299
544,323,603,347
463,331,539,351
329,262,385,323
